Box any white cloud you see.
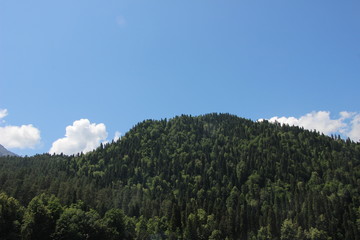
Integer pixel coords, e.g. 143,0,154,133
339,111,355,119
0,124,41,149
268,111,346,135
0,109,41,149
348,114,360,142
264,111,360,142
114,131,121,142
49,119,108,155
0,109,8,119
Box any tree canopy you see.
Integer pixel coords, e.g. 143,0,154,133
0,113,359,239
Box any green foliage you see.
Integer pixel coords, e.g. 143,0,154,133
0,113,359,239
0,192,24,240
135,216,149,240
52,206,104,240
280,219,297,240
305,227,330,240
53,207,87,240
256,225,272,240
102,208,126,240
21,194,63,240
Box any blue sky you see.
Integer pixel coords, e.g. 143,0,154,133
0,0,359,156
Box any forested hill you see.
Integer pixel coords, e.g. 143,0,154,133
1,113,360,240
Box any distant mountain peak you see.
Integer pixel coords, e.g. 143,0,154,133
0,144,17,157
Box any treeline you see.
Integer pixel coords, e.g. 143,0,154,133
2,191,355,240
0,192,133,240
0,113,360,239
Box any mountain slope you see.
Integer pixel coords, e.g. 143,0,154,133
0,113,359,239
0,144,17,157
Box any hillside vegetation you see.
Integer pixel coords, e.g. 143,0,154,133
0,113,359,239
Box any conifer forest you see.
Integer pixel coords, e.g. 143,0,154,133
0,114,359,239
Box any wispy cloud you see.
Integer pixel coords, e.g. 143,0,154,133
0,109,8,119
262,111,360,142
0,109,41,149
49,119,108,155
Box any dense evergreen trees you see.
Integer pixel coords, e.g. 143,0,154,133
0,113,359,239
